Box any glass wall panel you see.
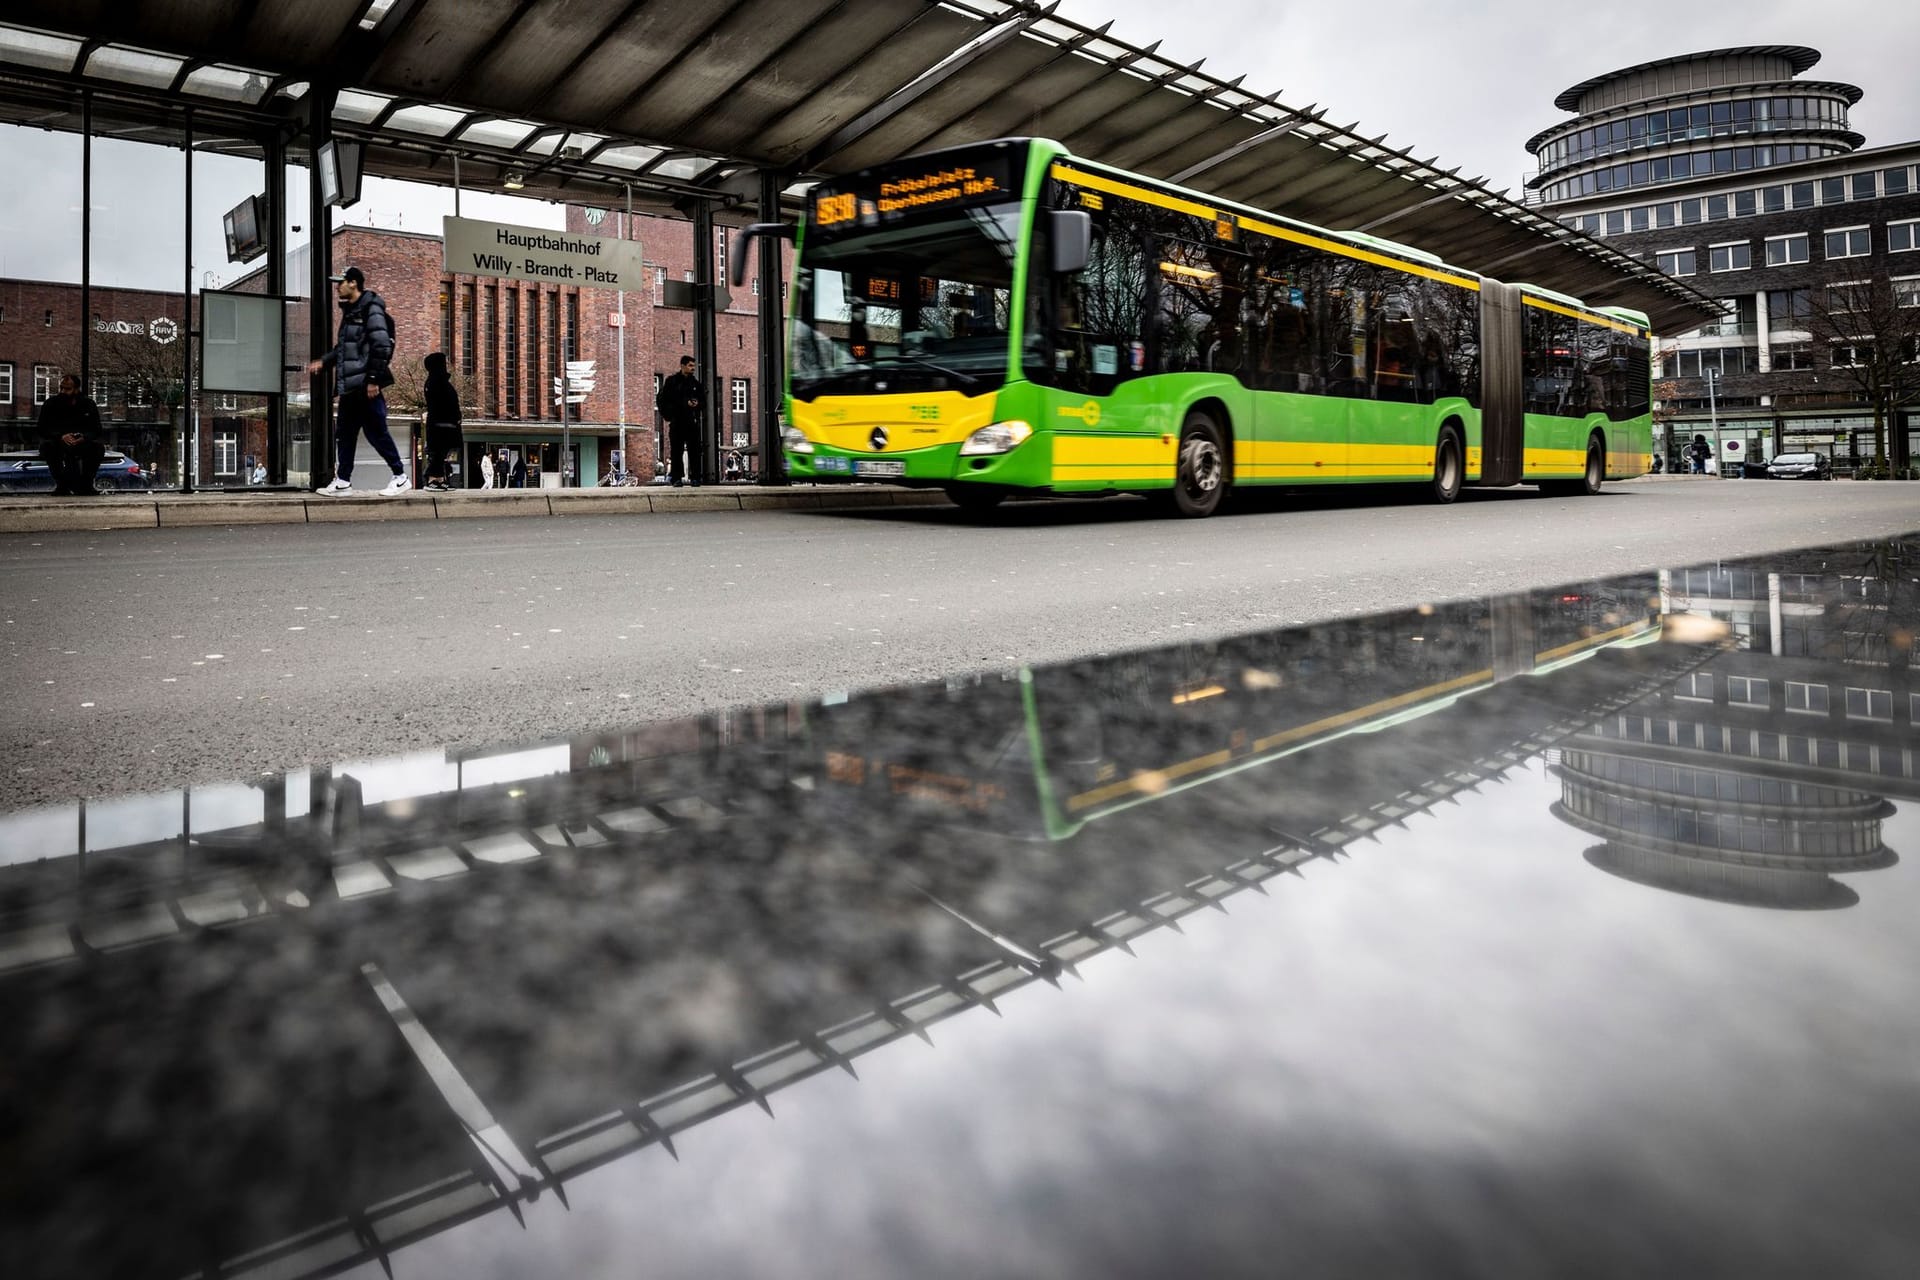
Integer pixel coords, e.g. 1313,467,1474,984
193,136,273,488
88,132,188,488
0,123,83,461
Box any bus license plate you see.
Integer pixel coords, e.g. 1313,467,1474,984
853,459,905,477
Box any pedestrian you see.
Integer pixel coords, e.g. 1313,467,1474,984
308,265,408,496
420,352,464,492
511,451,527,489
1689,434,1710,475
479,449,495,489
656,355,705,487
36,374,107,496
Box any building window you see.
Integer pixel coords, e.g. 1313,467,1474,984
1886,168,1911,197
504,289,520,415
1830,340,1872,369
1824,226,1871,260
1678,671,1714,701
0,362,11,404
1656,248,1696,277
1772,344,1814,371
1785,681,1829,714
1765,234,1809,266
126,378,152,408
1845,688,1892,721
440,287,453,359
213,430,238,476
1893,277,1920,309
1819,176,1846,205
461,283,477,377
33,364,59,403
482,284,498,412
715,229,726,281
1708,241,1751,272
1890,219,1920,254
566,292,579,363
90,375,111,407
730,377,748,415
653,267,664,305
1727,676,1768,708
216,392,237,411
751,277,760,296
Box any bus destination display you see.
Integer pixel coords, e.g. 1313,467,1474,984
810,150,1017,237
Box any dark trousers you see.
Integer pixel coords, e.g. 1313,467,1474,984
423,424,463,482
336,391,403,481
668,419,704,485
40,437,107,494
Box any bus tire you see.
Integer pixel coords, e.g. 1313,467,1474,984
1430,424,1464,504
944,484,1005,513
1169,409,1228,518
1543,432,1605,497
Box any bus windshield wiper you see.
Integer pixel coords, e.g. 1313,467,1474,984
875,352,980,387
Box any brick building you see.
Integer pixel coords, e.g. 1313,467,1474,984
0,278,270,488
1529,46,1920,472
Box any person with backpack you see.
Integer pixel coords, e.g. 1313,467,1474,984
420,351,464,491
308,266,408,496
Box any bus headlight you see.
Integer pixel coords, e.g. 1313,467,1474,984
782,424,814,454
958,420,1033,456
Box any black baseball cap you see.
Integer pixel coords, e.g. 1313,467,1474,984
328,266,366,287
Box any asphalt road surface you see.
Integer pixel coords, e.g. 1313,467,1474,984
5,476,1917,806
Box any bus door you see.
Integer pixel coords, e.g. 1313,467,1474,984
1477,279,1524,486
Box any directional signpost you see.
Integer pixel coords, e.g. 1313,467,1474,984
551,360,596,485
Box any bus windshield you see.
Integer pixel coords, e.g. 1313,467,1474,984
791,203,1024,398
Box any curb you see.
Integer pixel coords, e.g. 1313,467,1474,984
0,485,949,534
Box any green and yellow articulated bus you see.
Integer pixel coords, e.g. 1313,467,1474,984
766,137,1652,516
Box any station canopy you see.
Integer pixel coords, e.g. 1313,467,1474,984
1,0,1720,331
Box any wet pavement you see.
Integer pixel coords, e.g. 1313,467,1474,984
3,535,1918,1278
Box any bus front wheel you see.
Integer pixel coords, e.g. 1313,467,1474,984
945,484,1006,513
1430,425,1464,504
1169,410,1228,518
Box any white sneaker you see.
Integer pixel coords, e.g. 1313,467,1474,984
316,477,352,495
380,474,412,497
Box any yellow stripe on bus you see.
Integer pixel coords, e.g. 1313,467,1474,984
1520,295,1645,337
1065,666,1495,813
1052,432,1173,476
1534,619,1656,665
1050,164,1482,292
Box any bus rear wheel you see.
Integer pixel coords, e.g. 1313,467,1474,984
1543,433,1605,497
1430,425,1464,503
1168,410,1228,518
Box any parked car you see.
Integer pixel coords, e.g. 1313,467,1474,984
1767,452,1833,481
0,450,152,493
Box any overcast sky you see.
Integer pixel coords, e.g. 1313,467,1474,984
1050,0,1920,196
5,1,1917,295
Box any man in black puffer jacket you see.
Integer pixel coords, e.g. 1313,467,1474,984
308,266,409,496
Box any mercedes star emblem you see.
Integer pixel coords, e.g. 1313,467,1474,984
869,427,889,451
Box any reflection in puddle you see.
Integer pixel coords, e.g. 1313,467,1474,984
1,538,1916,1278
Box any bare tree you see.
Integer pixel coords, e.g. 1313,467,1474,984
1798,275,1920,473
91,324,193,428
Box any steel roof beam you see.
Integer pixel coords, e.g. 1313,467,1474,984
879,17,1114,161
797,0,1060,172
1160,108,1316,186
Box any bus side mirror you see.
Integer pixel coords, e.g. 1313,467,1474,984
1049,211,1091,275
731,223,795,289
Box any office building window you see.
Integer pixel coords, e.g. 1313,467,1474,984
1845,688,1892,721
1708,241,1750,272
1727,676,1768,708
1819,176,1846,205
213,430,238,476
1785,681,1829,714
1886,168,1911,197
730,378,749,415
1656,249,1696,277
0,362,12,404
1824,226,1870,259
1765,233,1809,266
33,364,59,403
1679,671,1714,700
1830,340,1872,369
1893,277,1920,309
1890,219,1920,254
1772,344,1814,371
653,267,664,305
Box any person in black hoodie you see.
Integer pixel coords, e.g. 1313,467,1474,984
420,352,464,491
307,266,407,496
